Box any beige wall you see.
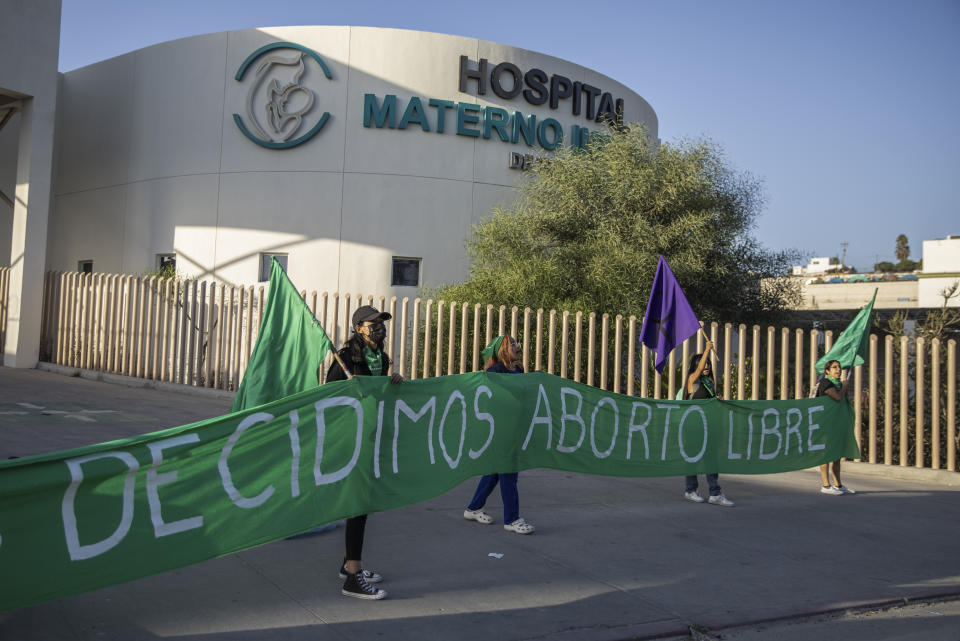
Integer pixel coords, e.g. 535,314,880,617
801,281,917,310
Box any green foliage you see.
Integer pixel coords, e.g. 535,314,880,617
433,126,800,323
142,264,179,280
895,234,910,261
874,261,895,272
895,258,920,272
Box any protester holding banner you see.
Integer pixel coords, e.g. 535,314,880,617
816,360,855,495
682,343,735,507
463,335,536,535
326,304,403,600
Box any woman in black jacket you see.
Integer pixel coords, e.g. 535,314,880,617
326,305,403,599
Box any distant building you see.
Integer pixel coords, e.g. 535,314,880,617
794,235,958,311
791,257,842,276
918,235,960,308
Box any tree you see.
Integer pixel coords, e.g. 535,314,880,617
874,261,895,273
434,126,800,323
895,234,910,261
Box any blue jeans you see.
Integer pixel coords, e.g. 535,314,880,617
468,473,519,524
685,474,721,496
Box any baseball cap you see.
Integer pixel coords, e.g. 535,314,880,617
352,305,392,326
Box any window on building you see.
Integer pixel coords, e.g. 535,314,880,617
78,260,93,274
156,253,176,273
260,253,288,282
391,257,421,287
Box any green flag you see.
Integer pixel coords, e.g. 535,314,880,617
230,258,332,411
815,288,877,374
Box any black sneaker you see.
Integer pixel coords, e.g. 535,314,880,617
338,563,383,583
342,571,387,600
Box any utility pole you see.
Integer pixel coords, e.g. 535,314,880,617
840,241,848,268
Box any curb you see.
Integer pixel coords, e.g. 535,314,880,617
839,460,960,486
36,362,236,402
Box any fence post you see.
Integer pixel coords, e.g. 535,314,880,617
947,340,956,472
560,310,570,379
459,301,469,374
586,312,596,387
735,324,746,400
868,334,878,464
613,314,623,394
599,313,609,391
931,338,941,469
523,308,532,374
472,303,481,372
780,327,789,400
423,299,433,379
915,337,925,468
435,300,445,378
573,311,582,383
447,300,457,376
548,309,557,375
899,336,909,466
884,334,893,465
399,297,409,378
411,298,421,380
535,308,545,373
640,344,649,398
808,328,819,396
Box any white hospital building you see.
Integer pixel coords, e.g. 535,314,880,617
1,2,657,367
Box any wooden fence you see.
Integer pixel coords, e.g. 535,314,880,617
10,269,959,471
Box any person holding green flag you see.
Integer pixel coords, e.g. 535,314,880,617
811,291,874,495
326,305,403,600
815,360,855,495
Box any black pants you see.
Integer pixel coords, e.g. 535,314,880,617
345,514,367,561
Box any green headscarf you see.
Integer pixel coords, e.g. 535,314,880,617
481,336,505,364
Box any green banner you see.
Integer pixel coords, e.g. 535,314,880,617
0,372,858,611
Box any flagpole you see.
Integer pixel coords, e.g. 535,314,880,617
332,350,354,379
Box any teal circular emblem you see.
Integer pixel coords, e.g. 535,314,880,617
233,42,332,149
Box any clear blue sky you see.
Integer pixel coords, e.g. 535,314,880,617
58,0,960,272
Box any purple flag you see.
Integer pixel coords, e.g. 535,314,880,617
639,255,702,373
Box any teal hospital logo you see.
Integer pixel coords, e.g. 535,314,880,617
233,42,332,149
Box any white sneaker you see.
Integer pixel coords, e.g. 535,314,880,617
684,490,706,503
463,509,493,524
836,485,856,495
504,517,535,534
821,485,843,495
708,494,735,507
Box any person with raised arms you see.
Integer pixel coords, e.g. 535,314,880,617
462,335,536,535
682,341,735,507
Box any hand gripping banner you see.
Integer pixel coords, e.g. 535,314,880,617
0,372,859,610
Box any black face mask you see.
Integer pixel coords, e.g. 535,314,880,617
360,324,386,346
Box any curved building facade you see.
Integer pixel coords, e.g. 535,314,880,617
44,27,658,296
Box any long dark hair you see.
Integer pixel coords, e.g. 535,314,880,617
688,352,715,384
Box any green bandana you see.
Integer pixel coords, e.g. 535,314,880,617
700,376,716,398
481,336,504,364
363,346,383,376
825,374,842,390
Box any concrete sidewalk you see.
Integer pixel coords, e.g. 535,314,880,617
1,366,958,640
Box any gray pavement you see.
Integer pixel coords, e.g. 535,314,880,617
1,365,959,641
